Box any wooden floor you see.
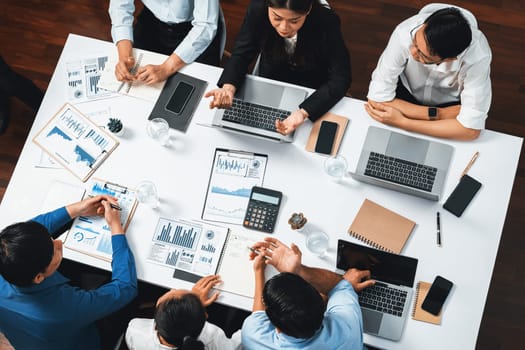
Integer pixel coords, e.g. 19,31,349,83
1,1,523,348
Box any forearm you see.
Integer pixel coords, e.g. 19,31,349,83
296,265,342,295
398,118,481,140
252,270,265,311
163,53,186,76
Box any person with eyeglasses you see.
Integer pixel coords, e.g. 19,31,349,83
365,3,492,140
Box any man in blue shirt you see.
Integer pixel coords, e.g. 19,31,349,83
109,0,222,84
0,195,137,350
242,237,375,350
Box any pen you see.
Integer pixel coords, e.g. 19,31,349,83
460,151,479,178
247,246,270,260
436,211,441,247
117,52,143,93
110,203,122,211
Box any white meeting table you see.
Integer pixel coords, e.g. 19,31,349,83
0,34,522,350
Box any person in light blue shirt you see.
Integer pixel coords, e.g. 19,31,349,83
0,195,137,350
109,0,221,84
243,237,375,350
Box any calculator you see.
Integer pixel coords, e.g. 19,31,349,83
243,186,283,233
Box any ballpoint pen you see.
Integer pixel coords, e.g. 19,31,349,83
247,246,271,259
110,203,122,211
460,151,479,178
436,211,441,247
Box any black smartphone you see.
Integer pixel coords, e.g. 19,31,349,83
443,174,481,217
421,275,453,315
165,81,194,115
315,121,338,154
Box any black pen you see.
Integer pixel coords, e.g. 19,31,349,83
436,211,441,247
110,203,122,211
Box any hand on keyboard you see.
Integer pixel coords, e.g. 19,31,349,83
205,84,236,109
343,268,376,292
275,109,308,135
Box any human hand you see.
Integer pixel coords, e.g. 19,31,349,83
275,109,308,135
249,246,268,274
66,195,113,218
191,275,221,306
252,237,302,274
100,198,123,234
365,100,407,128
204,84,236,109
343,268,375,292
115,40,135,82
134,63,171,85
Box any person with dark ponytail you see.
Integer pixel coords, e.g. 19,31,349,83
125,275,241,350
205,0,351,136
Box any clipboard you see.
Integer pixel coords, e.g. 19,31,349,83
63,178,138,261
201,148,268,225
305,112,349,156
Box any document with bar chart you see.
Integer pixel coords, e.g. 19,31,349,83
147,218,229,278
66,55,114,103
63,179,138,262
33,103,119,182
202,148,268,225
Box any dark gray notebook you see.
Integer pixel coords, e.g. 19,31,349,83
148,72,207,132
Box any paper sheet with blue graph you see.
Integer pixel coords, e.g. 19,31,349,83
202,148,268,225
147,218,229,278
33,103,119,182
64,179,138,262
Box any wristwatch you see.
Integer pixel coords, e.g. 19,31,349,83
428,107,438,120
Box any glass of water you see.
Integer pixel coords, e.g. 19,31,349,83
323,154,348,180
305,230,329,258
146,118,170,146
136,180,159,209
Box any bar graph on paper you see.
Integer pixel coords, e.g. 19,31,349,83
147,218,229,275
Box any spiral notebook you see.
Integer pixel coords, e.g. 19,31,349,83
347,199,416,254
412,281,442,324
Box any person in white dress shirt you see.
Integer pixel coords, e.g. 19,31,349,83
108,0,221,84
125,275,241,350
366,3,492,140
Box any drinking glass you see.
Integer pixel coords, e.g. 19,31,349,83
146,118,170,146
323,154,348,180
305,230,329,258
136,180,159,208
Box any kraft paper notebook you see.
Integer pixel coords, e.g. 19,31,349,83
412,281,442,325
305,112,348,156
347,199,416,254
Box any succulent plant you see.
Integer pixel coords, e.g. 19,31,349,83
107,118,123,133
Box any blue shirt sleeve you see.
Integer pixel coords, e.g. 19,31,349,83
32,207,72,236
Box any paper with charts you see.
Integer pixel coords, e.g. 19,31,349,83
65,55,114,103
33,103,119,182
64,179,138,261
202,149,268,225
147,217,229,277
98,48,167,102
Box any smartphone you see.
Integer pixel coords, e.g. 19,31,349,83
421,275,453,315
165,81,194,115
443,174,481,217
315,121,338,154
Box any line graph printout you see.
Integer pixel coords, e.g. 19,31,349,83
33,103,119,182
63,179,138,262
147,218,229,277
202,149,268,225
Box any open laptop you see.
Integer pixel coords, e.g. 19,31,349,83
212,74,308,142
349,126,454,201
336,239,418,341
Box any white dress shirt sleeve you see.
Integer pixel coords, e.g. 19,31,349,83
109,0,135,44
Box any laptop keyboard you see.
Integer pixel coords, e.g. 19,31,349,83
364,152,437,192
359,282,408,317
222,98,290,132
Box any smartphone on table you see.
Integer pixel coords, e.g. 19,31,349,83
421,275,454,315
315,121,338,155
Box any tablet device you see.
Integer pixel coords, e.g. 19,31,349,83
443,175,481,217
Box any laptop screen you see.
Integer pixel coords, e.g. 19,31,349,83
336,239,418,288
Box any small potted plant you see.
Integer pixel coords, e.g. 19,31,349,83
107,117,124,136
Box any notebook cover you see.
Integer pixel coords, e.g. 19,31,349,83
347,199,416,254
412,281,442,324
305,112,349,155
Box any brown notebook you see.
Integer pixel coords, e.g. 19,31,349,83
412,281,442,324
305,112,348,156
347,199,416,254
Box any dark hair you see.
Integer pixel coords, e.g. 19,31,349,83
424,7,472,59
0,221,54,287
266,0,319,14
263,272,325,338
154,293,206,350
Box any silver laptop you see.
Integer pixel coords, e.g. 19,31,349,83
336,239,418,341
212,75,308,142
349,126,454,201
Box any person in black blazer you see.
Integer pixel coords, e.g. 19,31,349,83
205,0,351,135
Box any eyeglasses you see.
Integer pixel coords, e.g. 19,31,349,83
410,25,443,65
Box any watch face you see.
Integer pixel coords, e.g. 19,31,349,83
429,107,437,118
